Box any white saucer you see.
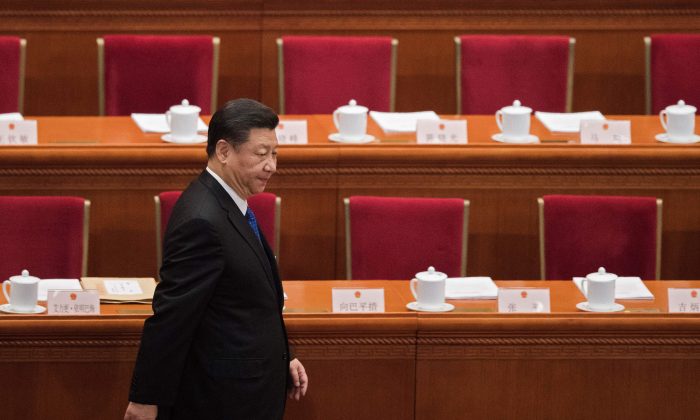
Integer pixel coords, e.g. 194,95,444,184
576,302,624,313
491,133,539,144
655,133,700,144
328,133,376,144
406,301,455,312
0,303,46,314
161,134,207,144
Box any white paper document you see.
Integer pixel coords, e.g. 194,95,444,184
0,113,23,121
38,279,82,301
131,113,208,133
369,111,440,133
535,111,605,133
104,280,143,295
445,277,498,299
573,277,654,300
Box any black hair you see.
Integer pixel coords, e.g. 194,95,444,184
206,98,279,157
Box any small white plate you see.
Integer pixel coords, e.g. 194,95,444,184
576,302,624,313
491,133,539,144
655,133,700,144
328,133,376,144
0,303,46,314
161,134,207,144
406,301,455,312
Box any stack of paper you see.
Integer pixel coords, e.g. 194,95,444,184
535,111,605,133
81,277,157,304
131,113,208,133
445,277,498,299
38,279,82,301
0,113,23,121
572,277,654,300
369,111,439,134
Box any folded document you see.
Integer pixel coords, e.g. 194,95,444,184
38,279,82,301
445,277,498,299
369,111,440,134
535,111,605,133
81,277,157,303
131,113,208,134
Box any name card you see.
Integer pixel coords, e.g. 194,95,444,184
498,288,550,313
275,120,308,144
48,290,100,315
332,288,385,313
0,120,37,145
417,119,467,144
668,288,700,313
580,119,631,144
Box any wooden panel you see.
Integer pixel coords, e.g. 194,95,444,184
1,1,699,115
416,316,700,420
1,280,698,420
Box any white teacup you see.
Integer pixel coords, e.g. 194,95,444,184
3,269,39,312
166,99,201,142
660,100,696,141
580,267,617,311
409,266,447,309
495,99,532,140
333,99,368,141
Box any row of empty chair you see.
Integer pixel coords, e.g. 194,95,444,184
1,34,699,115
0,194,662,283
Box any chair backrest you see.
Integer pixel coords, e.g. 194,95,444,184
0,196,90,281
645,34,700,115
277,36,397,114
155,191,280,272
538,195,662,280
0,37,26,114
98,35,219,116
455,35,575,114
345,196,469,280
154,191,183,272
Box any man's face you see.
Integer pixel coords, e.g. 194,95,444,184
218,128,278,199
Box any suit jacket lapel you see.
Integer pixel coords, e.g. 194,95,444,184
198,171,276,290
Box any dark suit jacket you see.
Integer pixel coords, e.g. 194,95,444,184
129,170,290,420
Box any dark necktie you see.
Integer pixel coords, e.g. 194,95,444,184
245,208,261,242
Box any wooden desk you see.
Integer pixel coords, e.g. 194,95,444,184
1,280,699,420
2,116,700,280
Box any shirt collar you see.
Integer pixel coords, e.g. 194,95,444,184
206,166,247,216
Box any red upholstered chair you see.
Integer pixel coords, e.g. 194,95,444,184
98,35,219,116
538,195,662,280
277,36,397,114
0,37,26,114
0,196,90,281
154,191,183,272
455,35,575,114
344,196,469,280
155,191,281,272
645,34,700,114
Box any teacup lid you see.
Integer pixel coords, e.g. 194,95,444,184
585,267,617,282
500,100,532,114
665,100,696,114
169,99,201,114
415,266,447,281
335,99,368,114
9,269,39,284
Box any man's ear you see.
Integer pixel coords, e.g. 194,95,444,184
215,139,230,163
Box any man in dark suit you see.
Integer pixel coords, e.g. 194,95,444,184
124,99,308,420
